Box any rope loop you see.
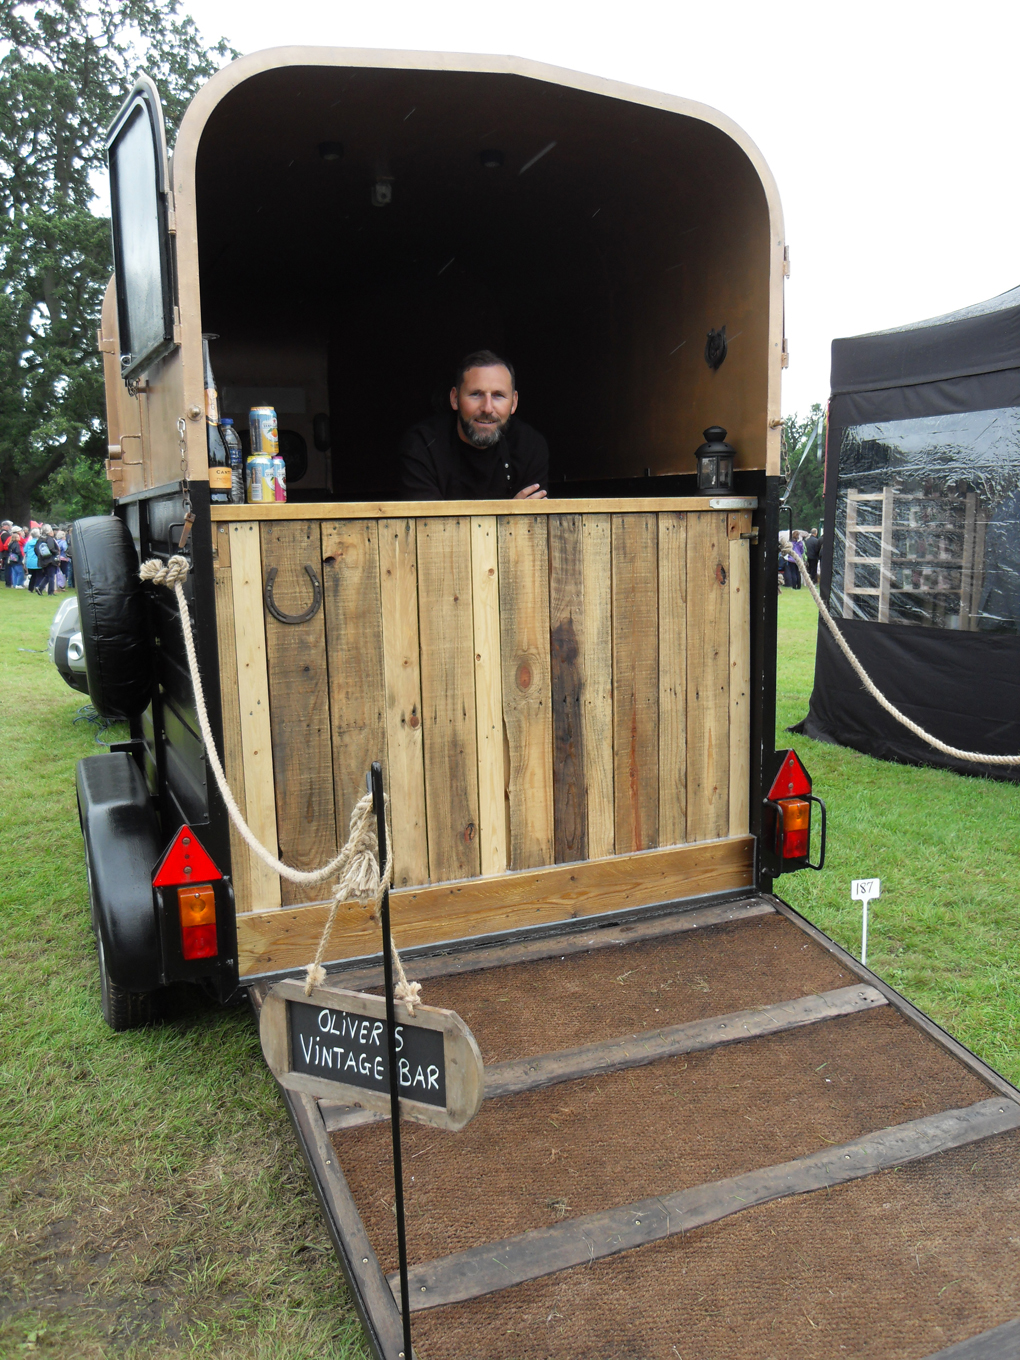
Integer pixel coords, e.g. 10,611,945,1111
140,554,190,589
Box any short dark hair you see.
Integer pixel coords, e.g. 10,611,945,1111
455,350,515,392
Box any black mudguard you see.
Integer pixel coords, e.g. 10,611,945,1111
77,753,162,993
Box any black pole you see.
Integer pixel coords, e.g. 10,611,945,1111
371,762,413,1360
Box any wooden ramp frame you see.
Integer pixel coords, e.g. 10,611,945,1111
213,501,755,976
252,896,1020,1360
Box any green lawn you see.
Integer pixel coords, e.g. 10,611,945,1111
0,590,369,1358
2,584,1018,1356
775,588,1020,1084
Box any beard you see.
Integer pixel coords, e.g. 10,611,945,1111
458,411,508,448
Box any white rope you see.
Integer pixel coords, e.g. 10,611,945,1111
139,555,423,1007
793,552,1020,766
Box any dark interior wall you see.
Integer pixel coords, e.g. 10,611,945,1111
193,64,772,499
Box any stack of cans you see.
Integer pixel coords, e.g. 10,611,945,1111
246,407,287,503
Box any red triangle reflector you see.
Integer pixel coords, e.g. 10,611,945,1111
767,749,812,800
153,825,223,887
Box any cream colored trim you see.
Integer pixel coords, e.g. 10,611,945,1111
169,47,785,478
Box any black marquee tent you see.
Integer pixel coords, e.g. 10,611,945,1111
795,287,1020,781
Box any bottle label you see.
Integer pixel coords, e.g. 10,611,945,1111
206,387,220,424
208,467,232,489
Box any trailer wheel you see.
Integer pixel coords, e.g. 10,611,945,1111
73,515,151,722
96,920,154,1030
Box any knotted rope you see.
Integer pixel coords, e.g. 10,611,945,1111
793,552,1020,766
139,554,423,1007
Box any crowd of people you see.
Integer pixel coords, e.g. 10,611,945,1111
779,527,821,589
0,520,74,594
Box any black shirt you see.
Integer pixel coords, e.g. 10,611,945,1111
398,412,549,500
804,535,822,566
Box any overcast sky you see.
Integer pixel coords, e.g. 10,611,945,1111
183,0,1020,417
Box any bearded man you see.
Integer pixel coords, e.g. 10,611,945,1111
398,350,549,500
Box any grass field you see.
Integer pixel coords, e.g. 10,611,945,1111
2,583,1018,1357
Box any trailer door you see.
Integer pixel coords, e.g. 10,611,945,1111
106,74,176,380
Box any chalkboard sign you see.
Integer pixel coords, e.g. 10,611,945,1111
260,978,484,1131
288,999,446,1108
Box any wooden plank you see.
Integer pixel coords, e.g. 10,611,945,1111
261,520,337,905
321,520,387,848
686,512,730,842
212,526,252,913
581,514,615,859
773,898,1020,1106
287,1093,409,1358
498,515,554,869
321,967,864,1133
470,516,507,877
922,1319,1020,1360
211,495,760,523
316,898,774,1026
612,513,659,853
235,835,754,975
229,523,281,911
393,1097,1020,1311
482,984,886,1099
728,516,751,837
416,517,480,882
548,514,586,863
657,511,687,846
377,518,429,889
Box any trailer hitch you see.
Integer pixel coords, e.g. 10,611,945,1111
264,564,323,624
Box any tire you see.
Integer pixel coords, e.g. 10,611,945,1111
73,515,151,721
97,927,154,1031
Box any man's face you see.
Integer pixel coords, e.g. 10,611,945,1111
451,366,518,448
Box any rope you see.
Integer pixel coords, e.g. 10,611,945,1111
139,555,423,1007
793,552,1020,766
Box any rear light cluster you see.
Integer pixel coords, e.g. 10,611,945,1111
178,884,218,959
764,750,826,874
153,825,224,963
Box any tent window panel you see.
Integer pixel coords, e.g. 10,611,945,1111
830,408,1020,633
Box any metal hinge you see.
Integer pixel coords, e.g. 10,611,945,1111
781,337,790,369
96,328,117,356
173,305,183,346
783,244,791,277
166,195,177,234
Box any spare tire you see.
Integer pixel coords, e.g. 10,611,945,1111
74,515,152,721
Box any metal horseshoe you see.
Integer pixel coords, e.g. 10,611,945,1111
264,564,322,625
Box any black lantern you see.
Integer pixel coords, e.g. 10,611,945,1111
694,426,736,494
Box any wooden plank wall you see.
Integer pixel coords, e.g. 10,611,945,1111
214,510,752,923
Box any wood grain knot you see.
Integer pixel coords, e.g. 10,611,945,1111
715,563,728,586
463,822,477,842
407,708,421,730
516,660,533,690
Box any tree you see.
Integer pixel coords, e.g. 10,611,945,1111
781,403,827,532
0,0,237,524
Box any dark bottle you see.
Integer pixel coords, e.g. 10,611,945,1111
202,333,231,505
220,417,245,505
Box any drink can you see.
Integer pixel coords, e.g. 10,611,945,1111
249,406,279,456
272,454,287,503
246,454,274,504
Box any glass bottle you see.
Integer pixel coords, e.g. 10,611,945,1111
202,333,230,505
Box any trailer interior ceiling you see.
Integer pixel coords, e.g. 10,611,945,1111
194,65,772,498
